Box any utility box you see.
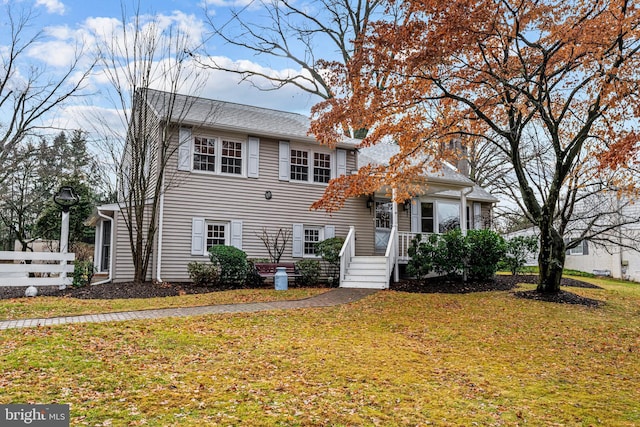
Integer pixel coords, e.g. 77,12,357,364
274,266,288,291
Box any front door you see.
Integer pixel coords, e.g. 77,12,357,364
375,199,393,253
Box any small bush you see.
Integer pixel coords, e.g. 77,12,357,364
72,260,94,288
296,259,321,286
315,237,345,278
209,245,249,286
245,260,266,287
500,235,539,275
434,228,467,277
407,233,439,279
466,229,506,280
187,261,219,286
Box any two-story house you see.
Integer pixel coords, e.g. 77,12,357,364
92,89,498,289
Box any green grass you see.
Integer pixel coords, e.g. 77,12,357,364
0,288,327,321
1,278,639,426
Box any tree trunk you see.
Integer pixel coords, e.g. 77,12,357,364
537,223,565,294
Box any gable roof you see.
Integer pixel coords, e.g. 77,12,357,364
142,89,359,147
358,142,499,202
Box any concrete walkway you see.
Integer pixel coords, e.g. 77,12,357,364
0,288,379,330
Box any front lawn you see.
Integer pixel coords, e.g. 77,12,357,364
1,277,639,425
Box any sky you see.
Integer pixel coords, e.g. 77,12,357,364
5,0,327,139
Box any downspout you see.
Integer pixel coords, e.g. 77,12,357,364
92,210,113,286
155,169,166,283
461,186,474,235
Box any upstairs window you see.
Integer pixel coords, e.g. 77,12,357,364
191,136,244,176
290,150,309,181
194,137,216,172
314,153,331,184
221,140,243,175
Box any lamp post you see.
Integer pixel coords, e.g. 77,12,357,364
54,186,79,289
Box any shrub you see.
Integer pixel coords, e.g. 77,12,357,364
187,261,219,286
208,245,249,286
296,259,321,286
433,228,467,277
72,260,94,288
315,237,345,278
466,229,506,280
407,233,439,279
407,229,505,281
500,235,539,275
245,260,266,287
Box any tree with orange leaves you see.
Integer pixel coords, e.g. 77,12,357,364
310,0,640,294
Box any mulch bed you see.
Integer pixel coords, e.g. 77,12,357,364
0,274,604,307
390,274,604,308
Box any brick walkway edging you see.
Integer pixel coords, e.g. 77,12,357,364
0,288,379,330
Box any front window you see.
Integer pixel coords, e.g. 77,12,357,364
206,223,227,250
313,153,331,183
304,227,321,255
194,137,216,172
437,201,461,233
221,140,243,175
291,150,309,181
421,202,434,233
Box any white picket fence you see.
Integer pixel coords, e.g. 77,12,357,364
0,251,75,287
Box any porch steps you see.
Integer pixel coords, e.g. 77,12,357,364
340,256,389,289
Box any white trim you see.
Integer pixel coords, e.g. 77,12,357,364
92,209,114,286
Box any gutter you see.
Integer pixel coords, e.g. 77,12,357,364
92,209,114,286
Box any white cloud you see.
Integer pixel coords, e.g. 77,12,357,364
35,0,65,15
202,0,256,7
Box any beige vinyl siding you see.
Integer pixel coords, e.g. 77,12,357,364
157,131,374,282
112,204,155,283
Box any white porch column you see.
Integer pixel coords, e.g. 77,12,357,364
460,189,468,236
392,188,399,282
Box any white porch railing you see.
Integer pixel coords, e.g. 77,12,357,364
398,232,420,262
0,251,75,287
384,227,397,286
339,226,356,285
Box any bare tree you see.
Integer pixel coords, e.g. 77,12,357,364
197,0,383,101
256,227,292,263
0,3,93,187
91,3,212,284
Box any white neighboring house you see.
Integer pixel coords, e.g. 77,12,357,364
504,203,640,282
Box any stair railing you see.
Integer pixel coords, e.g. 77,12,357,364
339,226,356,286
384,226,397,288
